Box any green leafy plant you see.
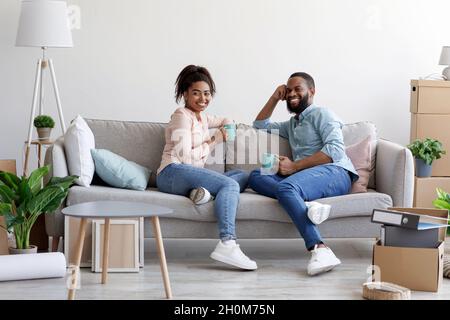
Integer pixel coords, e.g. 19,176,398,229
433,188,450,234
407,138,446,165
0,166,77,249
33,115,55,128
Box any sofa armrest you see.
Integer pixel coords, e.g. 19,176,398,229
43,136,68,238
375,139,414,207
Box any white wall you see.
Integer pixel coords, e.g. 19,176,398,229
1,0,449,172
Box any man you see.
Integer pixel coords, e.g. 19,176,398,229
248,72,358,276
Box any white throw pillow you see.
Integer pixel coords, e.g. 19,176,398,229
64,115,95,187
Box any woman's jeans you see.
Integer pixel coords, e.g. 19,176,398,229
156,163,249,241
248,164,351,250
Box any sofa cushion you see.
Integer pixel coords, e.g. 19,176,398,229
91,149,151,191
85,119,225,188
64,115,95,187
226,121,378,189
67,186,392,223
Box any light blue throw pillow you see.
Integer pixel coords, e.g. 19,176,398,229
91,149,150,191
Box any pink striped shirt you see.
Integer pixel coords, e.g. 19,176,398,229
157,107,230,175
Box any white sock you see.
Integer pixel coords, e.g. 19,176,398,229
222,240,236,246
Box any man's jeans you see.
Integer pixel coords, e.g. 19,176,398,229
248,164,351,249
156,163,249,241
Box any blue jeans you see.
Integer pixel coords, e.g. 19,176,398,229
248,164,351,249
156,163,249,241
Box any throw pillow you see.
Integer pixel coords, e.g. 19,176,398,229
346,136,372,193
342,122,377,189
91,149,151,191
64,115,95,187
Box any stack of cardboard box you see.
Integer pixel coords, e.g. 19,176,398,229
410,80,450,207
372,207,448,292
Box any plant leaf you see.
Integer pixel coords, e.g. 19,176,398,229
47,175,78,190
27,185,66,215
5,215,24,230
0,172,21,192
27,166,49,195
0,184,15,204
433,199,450,210
0,203,12,215
41,190,68,214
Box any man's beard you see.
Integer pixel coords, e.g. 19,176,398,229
286,93,310,115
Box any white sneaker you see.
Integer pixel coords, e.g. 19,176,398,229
210,241,257,270
189,187,214,205
307,245,341,276
306,201,331,225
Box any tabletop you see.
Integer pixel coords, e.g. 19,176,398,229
61,201,173,218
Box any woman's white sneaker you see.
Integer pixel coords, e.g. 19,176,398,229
210,241,257,270
307,245,341,276
306,201,331,225
189,187,214,205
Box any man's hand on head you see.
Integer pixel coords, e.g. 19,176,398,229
278,156,298,176
271,85,287,102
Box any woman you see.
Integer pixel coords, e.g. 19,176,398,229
156,65,257,271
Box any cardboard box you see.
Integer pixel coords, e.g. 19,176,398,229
64,216,144,268
372,207,448,292
0,160,16,255
91,219,139,273
414,177,450,208
410,80,450,114
410,114,450,176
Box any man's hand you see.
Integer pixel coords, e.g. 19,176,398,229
255,84,287,121
278,156,298,176
271,85,287,102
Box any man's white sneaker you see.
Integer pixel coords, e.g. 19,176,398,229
306,201,331,225
210,241,257,270
189,187,214,205
307,245,341,276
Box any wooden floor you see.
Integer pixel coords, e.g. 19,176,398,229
1,238,449,300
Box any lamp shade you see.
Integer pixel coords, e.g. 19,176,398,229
16,0,73,48
439,46,450,66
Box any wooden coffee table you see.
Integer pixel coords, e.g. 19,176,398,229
61,201,173,300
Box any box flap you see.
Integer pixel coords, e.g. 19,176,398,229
411,79,450,88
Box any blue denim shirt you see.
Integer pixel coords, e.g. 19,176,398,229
253,104,359,181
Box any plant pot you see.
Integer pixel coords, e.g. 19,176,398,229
36,127,52,141
8,245,38,254
415,158,433,177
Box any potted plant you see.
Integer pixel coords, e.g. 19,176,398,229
433,188,450,234
0,165,77,254
33,115,55,140
407,138,446,177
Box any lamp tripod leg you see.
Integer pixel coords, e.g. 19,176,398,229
23,59,43,177
48,59,66,133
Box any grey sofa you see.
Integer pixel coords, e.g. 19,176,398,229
44,119,414,242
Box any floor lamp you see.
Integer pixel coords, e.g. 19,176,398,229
16,0,73,176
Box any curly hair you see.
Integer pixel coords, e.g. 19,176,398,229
175,65,216,103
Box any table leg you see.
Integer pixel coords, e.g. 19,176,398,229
68,218,87,300
102,218,111,284
151,216,172,299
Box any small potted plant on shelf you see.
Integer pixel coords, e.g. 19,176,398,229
407,138,446,177
0,165,77,254
433,188,450,234
33,115,55,140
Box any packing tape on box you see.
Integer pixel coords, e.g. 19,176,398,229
0,252,66,281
